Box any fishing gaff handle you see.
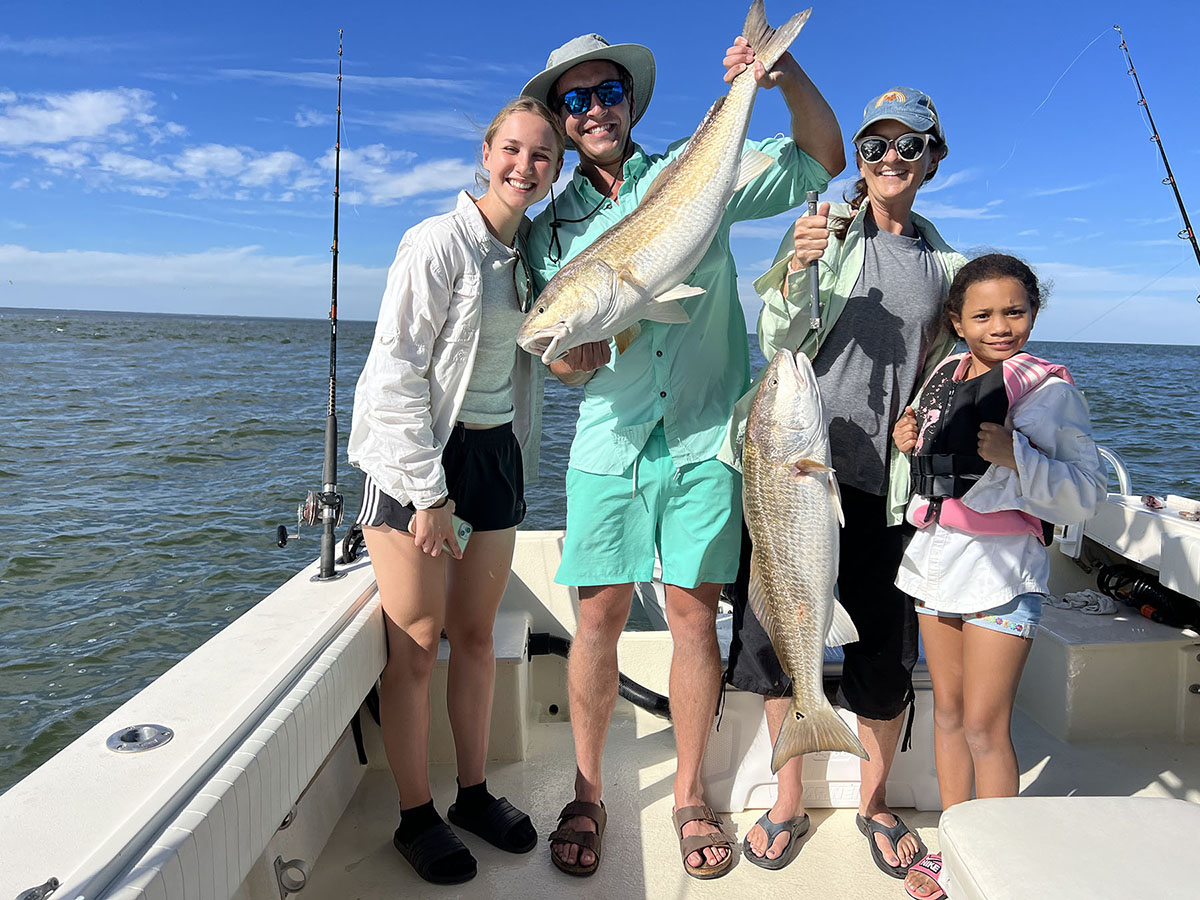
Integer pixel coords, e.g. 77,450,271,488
805,190,821,330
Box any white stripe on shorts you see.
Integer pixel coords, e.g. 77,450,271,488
358,475,381,526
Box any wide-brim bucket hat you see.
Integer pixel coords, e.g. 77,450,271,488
521,33,656,130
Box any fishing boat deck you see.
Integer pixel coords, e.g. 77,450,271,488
301,697,1200,900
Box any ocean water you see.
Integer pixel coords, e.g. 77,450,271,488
1,305,1197,791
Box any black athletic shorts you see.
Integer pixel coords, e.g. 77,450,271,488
356,422,526,533
724,483,918,721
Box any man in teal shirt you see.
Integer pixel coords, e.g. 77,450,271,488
522,28,843,879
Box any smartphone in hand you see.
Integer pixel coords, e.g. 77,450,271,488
408,514,473,555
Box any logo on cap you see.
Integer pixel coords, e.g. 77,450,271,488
876,90,907,107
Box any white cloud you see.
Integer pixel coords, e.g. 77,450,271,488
294,108,333,128
0,35,128,56
1018,229,1039,236
30,146,89,169
11,176,30,189
371,110,485,141
239,150,306,187
913,200,1003,220
921,168,979,194
124,184,170,198
0,243,388,320
0,90,15,104
1028,181,1099,198
0,88,154,146
325,144,474,205
212,69,476,95
175,143,246,179
97,151,179,181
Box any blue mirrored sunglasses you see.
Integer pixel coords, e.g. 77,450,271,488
558,79,625,117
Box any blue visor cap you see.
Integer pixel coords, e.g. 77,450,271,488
852,87,946,152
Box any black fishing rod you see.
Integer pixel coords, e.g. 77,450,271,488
1115,24,1200,297
276,30,347,581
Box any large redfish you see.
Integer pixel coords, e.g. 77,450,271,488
742,349,868,772
516,0,812,364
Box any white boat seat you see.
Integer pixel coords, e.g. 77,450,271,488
939,796,1200,900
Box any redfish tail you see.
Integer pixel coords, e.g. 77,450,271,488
742,1,812,73
770,699,869,773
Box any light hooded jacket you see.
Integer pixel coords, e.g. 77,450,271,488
720,199,967,525
896,373,1105,611
347,191,545,509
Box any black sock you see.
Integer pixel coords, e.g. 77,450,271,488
455,778,496,813
396,800,442,845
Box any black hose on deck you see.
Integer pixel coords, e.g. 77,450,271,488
528,632,672,720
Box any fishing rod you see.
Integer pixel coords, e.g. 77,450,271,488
276,30,347,581
805,190,821,331
1114,24,1200,300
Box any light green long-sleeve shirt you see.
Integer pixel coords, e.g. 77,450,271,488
720,199,967,525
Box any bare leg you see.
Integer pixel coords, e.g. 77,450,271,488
858,712,921,868
962,624,1032,799
905,614,966,899
919,613,971,807
664,581,727,870
551,583,633,869
443,527,517,787
746,696,807,860
363,525,446,808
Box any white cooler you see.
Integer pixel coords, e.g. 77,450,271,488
701,647,940,812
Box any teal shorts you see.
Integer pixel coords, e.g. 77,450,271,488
556,426,742,590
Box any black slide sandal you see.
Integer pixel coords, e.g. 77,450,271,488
449,795,538,854
393,822,477,885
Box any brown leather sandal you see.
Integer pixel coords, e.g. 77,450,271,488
548,800,606,877
672,804,734,880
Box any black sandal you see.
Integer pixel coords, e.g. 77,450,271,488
393,821,477,885
448,795,537,854
856,813,927,879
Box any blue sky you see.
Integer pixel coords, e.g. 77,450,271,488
3,0,1199,344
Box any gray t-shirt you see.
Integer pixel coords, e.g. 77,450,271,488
459,235,526,425
813,217,945,495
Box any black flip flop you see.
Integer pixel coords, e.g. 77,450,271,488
449,795,538,854
856,813,927,879
393,821,477,885
742,811,810,870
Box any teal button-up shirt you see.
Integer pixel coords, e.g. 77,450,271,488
529,136,830,476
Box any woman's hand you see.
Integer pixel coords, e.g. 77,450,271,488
788,201,830,272
893,406,918,453
978,422,1018,471
410,499,463,559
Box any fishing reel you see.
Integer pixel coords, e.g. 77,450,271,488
275,490,344,548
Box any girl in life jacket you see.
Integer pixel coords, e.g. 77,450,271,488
891,254,1104,900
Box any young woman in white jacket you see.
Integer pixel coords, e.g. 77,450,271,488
346,98,563,886
892,254,1105,900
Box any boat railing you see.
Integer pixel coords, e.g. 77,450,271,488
1098,445,1133,496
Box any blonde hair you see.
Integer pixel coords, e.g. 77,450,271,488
476,98,566,189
